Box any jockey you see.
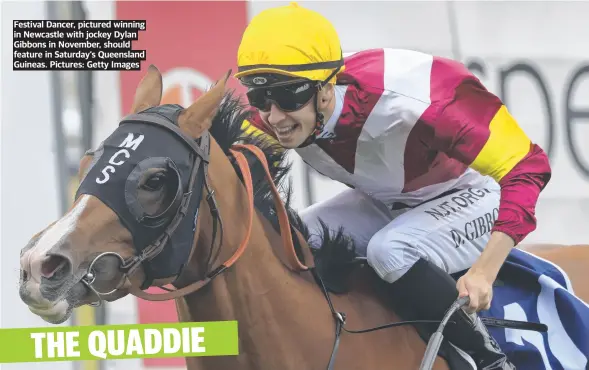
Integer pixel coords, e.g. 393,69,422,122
234,3,551,369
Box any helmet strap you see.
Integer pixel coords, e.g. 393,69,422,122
297,94,325,148
296,64,342,148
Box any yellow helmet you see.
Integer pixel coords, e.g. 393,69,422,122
235,2,344,84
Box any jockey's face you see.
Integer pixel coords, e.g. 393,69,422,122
258,83,334,148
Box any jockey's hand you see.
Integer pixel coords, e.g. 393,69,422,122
456,269,493,314
457,231,516,313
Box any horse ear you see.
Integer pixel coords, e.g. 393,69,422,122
130,64,163,114
78,151,94,183
178,69,231,138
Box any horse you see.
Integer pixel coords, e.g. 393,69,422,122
18,65,589,370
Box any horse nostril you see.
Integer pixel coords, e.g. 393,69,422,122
21,269,29,282
40,255,71,280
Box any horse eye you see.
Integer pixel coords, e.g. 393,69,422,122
142,172,167,191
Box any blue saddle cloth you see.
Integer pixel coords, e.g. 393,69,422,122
476,248,589,370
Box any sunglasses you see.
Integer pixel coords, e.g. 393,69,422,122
246,80,318,112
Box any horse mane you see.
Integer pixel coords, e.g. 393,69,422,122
207,90,356,268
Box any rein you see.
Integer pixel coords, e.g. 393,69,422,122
127,146,262,300
82,140,547,369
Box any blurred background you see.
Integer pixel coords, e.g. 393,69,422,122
2,1,588,370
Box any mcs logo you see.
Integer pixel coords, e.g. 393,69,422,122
95,133,144,184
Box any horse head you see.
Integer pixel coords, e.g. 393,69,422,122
18,65,235,324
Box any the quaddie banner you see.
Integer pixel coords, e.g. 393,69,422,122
0,321,238,363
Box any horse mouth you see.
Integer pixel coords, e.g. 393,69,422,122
27,298,72,324
20,274,94,324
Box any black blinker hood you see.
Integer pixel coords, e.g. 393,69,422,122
75,104,209,288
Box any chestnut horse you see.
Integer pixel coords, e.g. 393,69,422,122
18,65,589,370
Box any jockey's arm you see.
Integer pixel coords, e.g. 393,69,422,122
241,119,278,145
240,110,287,170
427,61,551,278
240,109,283,149
433,84,551,246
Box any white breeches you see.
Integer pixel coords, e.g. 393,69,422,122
300,179,501,283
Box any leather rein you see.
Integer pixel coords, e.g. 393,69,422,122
129,143,309,300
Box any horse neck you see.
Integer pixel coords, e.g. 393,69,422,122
176,140,335,369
